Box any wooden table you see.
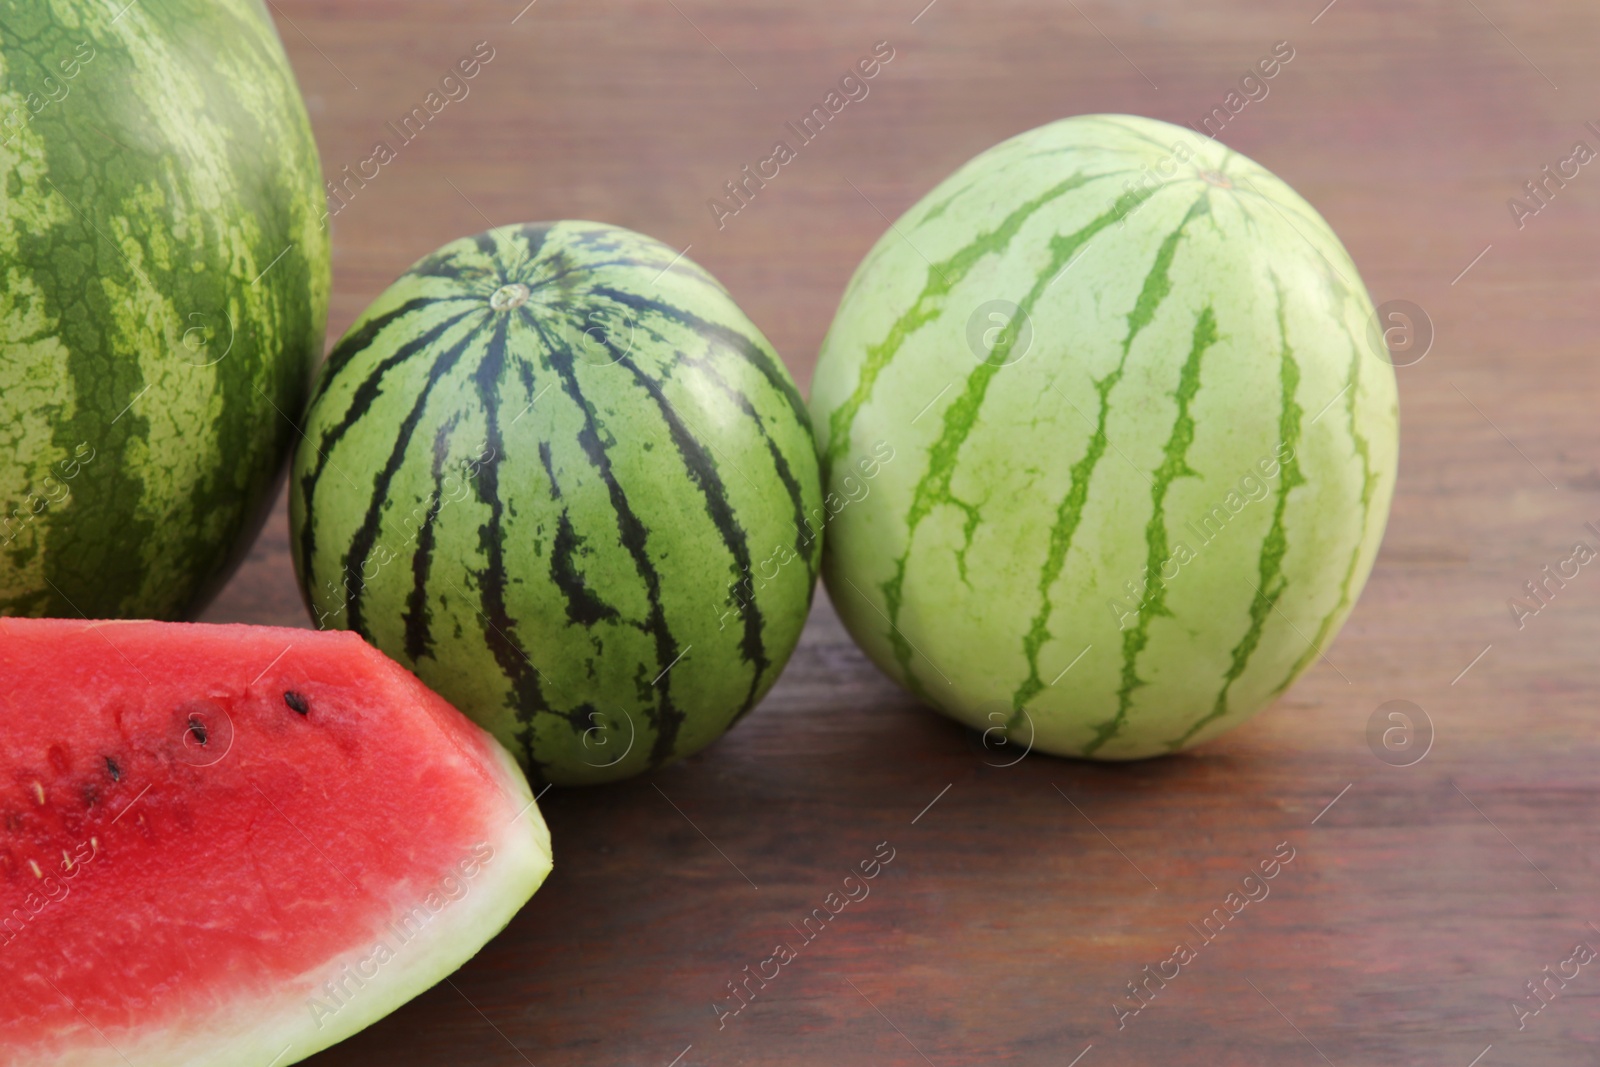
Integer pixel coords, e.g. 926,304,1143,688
206,1,1600,1062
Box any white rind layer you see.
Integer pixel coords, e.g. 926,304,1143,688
36,739,552,1067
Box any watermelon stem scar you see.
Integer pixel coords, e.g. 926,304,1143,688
490,283,530,310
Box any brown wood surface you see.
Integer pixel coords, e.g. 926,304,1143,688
202,1,1600,1062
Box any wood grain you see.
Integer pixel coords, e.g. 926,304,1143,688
201,1,1600,1062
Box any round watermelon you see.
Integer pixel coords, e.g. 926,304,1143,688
291,222,822,786
811,114,1399,759
0,0,330,619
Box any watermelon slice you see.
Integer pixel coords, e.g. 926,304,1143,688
0,619,552,1066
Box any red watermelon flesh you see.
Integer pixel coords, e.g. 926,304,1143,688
0,619,552,1066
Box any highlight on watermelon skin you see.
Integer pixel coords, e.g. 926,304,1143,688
0,619,552,1067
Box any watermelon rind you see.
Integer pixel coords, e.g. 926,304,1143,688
810,114,1400,759
54,736,552,1067
0,620,551,1066
123,735,550,1067
0,0,330,620
260,739,551,1067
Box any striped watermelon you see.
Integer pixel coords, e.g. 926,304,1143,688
811,114,1399,759
0,0,330,618
291,222,822,785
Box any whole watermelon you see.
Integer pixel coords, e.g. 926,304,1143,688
0,0,329,619
811,114,1399,759
291,222,822,785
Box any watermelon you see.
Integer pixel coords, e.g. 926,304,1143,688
0,0,330,619
810,114,1399,759
291,222,822,786
0,618,551,1066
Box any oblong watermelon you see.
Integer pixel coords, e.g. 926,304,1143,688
811,114,1399,759
291,222,822,786
0,619,551,1066
0,0,330,619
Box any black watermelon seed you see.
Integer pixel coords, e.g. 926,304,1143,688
283,691,309,716
105,757,121,782
188,716,208,745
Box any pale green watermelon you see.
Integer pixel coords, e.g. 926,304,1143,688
811,114,1399,759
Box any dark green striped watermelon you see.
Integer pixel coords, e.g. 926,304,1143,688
811,114,1399,759
0,1,330,619
291,222,822,785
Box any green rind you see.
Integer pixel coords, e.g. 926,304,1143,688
811,114,1400,759
1011,196,1201,723
292,222,821,786
1169,275,1305,749
1087,301,1217,756
0,0,330,619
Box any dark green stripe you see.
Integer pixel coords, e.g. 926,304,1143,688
664,349,815,728
343,320,489,633
297,307,479,598
583,285,800,705
471,314,560,779
308,297,477,409
523,307,687,768
591,286,812,442
401,415,460,661
1083,304,1217,756
412,223,546,277
674,348,818,582
604,336,771,729
538,438,622,627
1169,277,1304,749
